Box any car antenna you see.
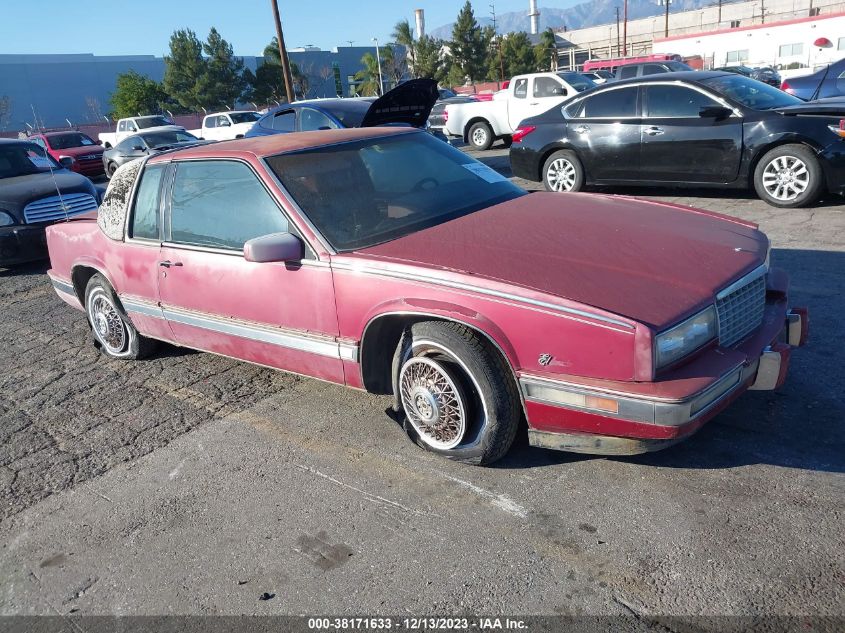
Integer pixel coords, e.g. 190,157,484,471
31,104,70,221
809,63,830,102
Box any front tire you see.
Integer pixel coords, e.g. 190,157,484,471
543,150,585,192
753,144,823,208
85,274,155,360
468,122,494,151
105,162,118,179
393,321,521,465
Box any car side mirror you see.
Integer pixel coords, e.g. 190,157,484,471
244,232,304,263
58,156,74,168
699,105,733,120
131,145,145,152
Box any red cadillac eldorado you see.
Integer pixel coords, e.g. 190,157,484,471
45,128,808,465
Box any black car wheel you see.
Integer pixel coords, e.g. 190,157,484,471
543,150,585,193
753,144,824,208
105,162,118,179
468,122,494,151
393,321,521,465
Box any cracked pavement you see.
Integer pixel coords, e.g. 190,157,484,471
0,146,843,622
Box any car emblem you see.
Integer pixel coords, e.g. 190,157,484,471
538,354,552,366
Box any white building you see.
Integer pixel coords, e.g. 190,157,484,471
652,11,845,69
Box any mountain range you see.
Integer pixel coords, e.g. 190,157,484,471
428,0,729,39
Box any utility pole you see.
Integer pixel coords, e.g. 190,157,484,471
615,7,621,56
491,1,504,84
664,0,671,37
760,0,765,23
372,38,384,95
623,0,628,56
270,0,295,103
717,0,722,24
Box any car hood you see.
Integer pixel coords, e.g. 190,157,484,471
353,192,767,330
50,145,103,157
360,79,439,128
0,170,95,219
774,96,845,115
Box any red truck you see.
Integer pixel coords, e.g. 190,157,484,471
28,131,105,178
45,128,808,464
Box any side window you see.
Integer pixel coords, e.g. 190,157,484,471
645,85,720,118
618,65,638,79
130,164,165,240
218,115,231,127
299,108,337,131
205,116,217,128
168,161,289,251
642,64,666,75
127,122,137,132
533,77,567,98
116,137,137,152
513,78,528,99
272,110,296,132
578,87,638,118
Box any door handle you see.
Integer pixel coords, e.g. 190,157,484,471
644,126,664,136
529,101,540,105
574,125,590,134
158,260,182,268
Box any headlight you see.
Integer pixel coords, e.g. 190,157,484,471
655,306,717,369
0,210,16,227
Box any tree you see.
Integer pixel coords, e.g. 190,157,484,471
110,71,167,119
392,19,416,71
534,28,559,71
197,27,247,109
413,36,446,82
0,95,11,131
448,1,492,84
163,29,206,110
491,32,536,79
381,46,406,89
354,52,383,96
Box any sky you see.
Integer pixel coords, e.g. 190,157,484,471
0,0,577,58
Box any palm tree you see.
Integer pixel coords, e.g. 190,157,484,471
354,52,382,96
392,19,416,70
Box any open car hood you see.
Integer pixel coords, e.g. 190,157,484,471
360,79,439,129
774,97,845,116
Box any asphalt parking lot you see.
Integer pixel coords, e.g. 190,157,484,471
0,145,843,623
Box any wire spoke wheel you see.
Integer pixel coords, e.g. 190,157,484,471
88,289,128,355
762,155,810,201
399,356,467,450
547,158,577,192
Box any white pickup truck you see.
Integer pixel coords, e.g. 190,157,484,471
190,110,261,140
442,72,596,150
99,116,186,148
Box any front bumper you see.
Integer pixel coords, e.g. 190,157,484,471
0,225,48,267
522,301,808,455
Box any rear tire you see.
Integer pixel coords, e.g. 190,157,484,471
85,274,156,360
753,144,823,208
468,122,494,151
393,321,521,465
542,150,585,192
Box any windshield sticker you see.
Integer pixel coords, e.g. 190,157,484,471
27,155,53,170
462,162,507,183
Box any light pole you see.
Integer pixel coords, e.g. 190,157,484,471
372,37,384,96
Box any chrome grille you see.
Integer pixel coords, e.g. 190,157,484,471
23,193,98,224
716,272,766,347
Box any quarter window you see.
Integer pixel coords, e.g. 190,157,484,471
645,85,720,117
130,164,165,240
573,86,638,118
168,161,289,250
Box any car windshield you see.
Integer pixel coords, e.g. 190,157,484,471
47,132,97,149
0,143,62,179
558,72,595,91
266,132,525,251
323,101,372,128
702,74,804,109
141,131,198,148
136,116,172,129
230,112,261,124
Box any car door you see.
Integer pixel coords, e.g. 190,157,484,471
203,114,217,140
508,76,568,130
640,83,743,183
563,85,642,181
156,159,345,384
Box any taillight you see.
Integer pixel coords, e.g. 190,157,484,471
511,125,536,144
828,119,845,139
443,108,448,122
781,80,794,94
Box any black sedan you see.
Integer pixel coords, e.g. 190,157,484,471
0,139,100,266
510,71,845,208
102,130,201,178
